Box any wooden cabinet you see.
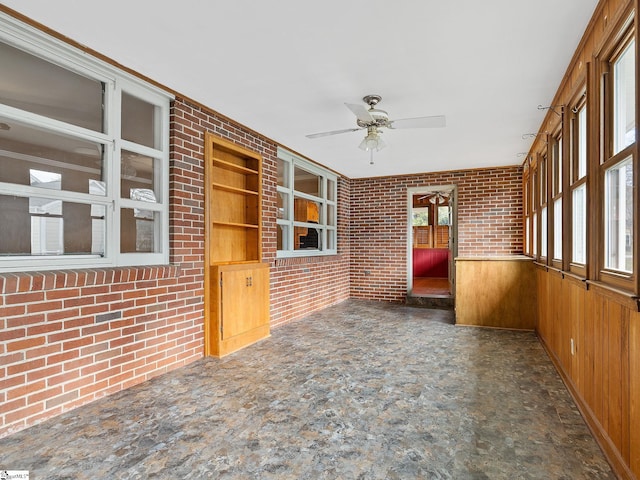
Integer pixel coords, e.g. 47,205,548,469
209,263,270,356
204,133,270,357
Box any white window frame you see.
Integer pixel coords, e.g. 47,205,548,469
0,13,172,273
277,147,337,258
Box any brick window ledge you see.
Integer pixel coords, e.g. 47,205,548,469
0,265,181,295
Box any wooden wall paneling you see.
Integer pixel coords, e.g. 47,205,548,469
630,311,640,475
605,299,623,455
537,267,550,341
578,281,593,406
455,258,536,329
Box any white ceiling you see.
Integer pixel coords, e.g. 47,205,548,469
2,1,599,178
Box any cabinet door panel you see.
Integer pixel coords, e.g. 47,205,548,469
221,266,268,339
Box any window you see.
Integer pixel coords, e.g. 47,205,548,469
539,154,548,260
551,134,563,263
0,18,171,273
277,148,337,257
601,33,635,282
569,94,588,272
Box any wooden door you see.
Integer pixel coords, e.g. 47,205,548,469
220,265,269,340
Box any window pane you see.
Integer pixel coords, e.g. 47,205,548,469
0,195,105,256
613,39,636,154
0,42,104,131
121,150,157,200
327,204,336,227
327,230,336,250
412,207,429,226
572,185,587,264
327,178,336,202
541,207,547,258
121,208,159,253
277,158,289,188
605,157,633,272
578,106,587,179
532,213,537,256
295,225,321,250
554,198,563,260
277,192,289,219
437,206,450,226
525,217,530,255
294,198,320,223
121,92,159,148
277,224,289,251
0,118,106,194
294,166,320,196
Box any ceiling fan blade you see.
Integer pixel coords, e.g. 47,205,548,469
306,127,363,139
345,103,374,123
389,115,446,129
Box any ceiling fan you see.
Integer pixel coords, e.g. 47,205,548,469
306,94,446,164
417,191,450,204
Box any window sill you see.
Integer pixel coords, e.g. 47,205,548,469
586,280,640,311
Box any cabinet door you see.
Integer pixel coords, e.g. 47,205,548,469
220,266,269,339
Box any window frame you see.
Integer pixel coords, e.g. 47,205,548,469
276,148,338,258
568,86,588,277
0,14,172,273
550,125,564,268
596,21,637,291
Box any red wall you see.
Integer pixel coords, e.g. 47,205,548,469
413,248,449,277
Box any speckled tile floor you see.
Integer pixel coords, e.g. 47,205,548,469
1,300,615,479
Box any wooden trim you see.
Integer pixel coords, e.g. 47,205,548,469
587,280,640,311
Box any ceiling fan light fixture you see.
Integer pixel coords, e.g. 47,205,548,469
358,129,386,152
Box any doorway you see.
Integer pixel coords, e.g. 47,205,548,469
407,185,457,300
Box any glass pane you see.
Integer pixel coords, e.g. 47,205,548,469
121,92,158,149
532,213,537,256
613,39,636,154
525,218,530,255
0,42,104,131
578,106,587,179
277,224,289,251
121,150,157,200
121,208,159,253
277,192,289,220
572,185,587,264
294,166,320,196
294,198,320,223
0,195,106,256
327,178,336,202
327,204,337,227
413,207,429,226
296,225,321,250
277,158,289,188
553,198,563,260
541,206,547,258
605,157,633,272
437,206,450,226
327,229,336,250
0,118,106,194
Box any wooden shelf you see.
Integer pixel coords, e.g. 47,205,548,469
204,133,269,358
212,220,259,229
212,157,259,175
211,182,259,196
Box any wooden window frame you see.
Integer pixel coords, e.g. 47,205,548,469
595,16,637,293
549,125,564,269
568,83,588,278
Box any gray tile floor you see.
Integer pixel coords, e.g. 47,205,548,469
0,300,615,479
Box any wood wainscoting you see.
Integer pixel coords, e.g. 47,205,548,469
455,256,536,329
536,265,640,480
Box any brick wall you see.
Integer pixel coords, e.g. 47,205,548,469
350,166,523,301
0,96,351,438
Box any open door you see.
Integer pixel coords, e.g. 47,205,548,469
407,185,457,299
